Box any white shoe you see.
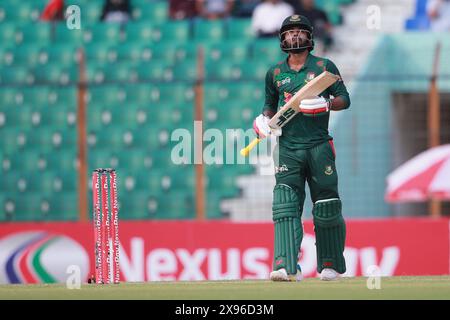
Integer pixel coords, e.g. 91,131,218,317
270,268,290,281
270,265,303,282
320,268,341,281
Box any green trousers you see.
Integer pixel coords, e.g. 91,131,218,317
274,140,339,204
272,139,347,274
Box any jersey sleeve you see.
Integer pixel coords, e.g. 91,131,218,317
326,59,350,109
262,67,279,115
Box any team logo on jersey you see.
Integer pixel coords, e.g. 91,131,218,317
306,72,316,82
277,77,291,87
324,166,333,175
275,164,289,173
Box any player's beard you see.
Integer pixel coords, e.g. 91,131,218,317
280,31,313,53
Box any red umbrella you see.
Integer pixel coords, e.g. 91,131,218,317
386,144,450,202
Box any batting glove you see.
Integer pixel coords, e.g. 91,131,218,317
299,96,331,117
253,114,282,138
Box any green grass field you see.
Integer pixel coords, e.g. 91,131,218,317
1,276,449,300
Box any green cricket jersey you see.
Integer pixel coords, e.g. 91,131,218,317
263,53,350,149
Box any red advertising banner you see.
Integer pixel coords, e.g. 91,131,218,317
0,218,448,283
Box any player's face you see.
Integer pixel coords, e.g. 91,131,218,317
284,28,310,47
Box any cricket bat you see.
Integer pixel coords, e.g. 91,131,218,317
240,71,340,157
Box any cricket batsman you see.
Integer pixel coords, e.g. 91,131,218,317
253,15,350,281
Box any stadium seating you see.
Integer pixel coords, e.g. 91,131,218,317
0,0,355,222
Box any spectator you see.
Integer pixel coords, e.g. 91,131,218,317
169,0,197,20
40,0,65,21
232,0,261,18
251,0,293,37
427,0,450,31
196,0,235,20
101,0,132,23
293,0,333,52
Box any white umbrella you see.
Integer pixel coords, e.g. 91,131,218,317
386,144,450,202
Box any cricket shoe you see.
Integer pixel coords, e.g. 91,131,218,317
270,265,303,282
320,268,341,281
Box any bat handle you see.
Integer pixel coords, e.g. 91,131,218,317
240,137,261,157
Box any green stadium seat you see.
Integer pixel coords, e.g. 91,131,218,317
80,3,103,25
0,23,17,44
0,3,40,23
38,106,77,128
0,88,22,107
131,127,172,149
48,87,78,106
108,150,154,171
32,64,71,85
117,191,158,219
103,62,137,83
0,46,12,66
7,45,42,67
205,101,254,128
206,41,250,63
154,105,195,127
206,192,226,219
122,83,159,104
85,23,123,44
173,42,202,64
26,127,77,152
87,85,126,106
0,66,33,85
204,83,230,102
85,105,128,131
252,39,288,62
88,149,117,171
112,42,144,62
155,83,195,105
149,43,178,64
132,1,168,24
227,18,254,40
219,82,264,103
44,151,78,172
2,194,46,222
206,170,241,196
0,105,34,128
0,150,45,172
39,45,78,67
46,193,79,221
238,60,272,81
170,62,198,81
0,129,28,153
205,61,241,80
124,22,154,43
135,61,172,82
193,20,225,41
52,172,78,192
152,21,190,43
15,23,51,44
152,192,195,219
84,43,116,63
54,23,86,44
20,86,49,107
113,104,149,128
88,127,136,150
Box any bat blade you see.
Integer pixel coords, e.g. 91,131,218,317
268,71,339,130
240,71,339,157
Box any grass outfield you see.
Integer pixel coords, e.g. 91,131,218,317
1,276,449,300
